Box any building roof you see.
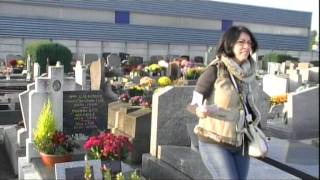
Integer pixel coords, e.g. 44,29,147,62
6,0,312,27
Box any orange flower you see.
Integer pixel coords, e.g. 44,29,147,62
270,94,287,105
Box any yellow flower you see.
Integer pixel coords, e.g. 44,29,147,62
158,76,172,87
270,94,287,105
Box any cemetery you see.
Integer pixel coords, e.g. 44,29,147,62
0,41,318,180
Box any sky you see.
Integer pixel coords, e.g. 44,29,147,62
211,0,319,33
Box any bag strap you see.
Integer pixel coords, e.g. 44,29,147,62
229,73,253,124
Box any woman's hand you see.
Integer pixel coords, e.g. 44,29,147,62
196,105,208,118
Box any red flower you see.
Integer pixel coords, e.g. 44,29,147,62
84,132,133,161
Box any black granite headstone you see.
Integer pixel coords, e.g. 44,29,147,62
65,166,94,180
63,91,107,136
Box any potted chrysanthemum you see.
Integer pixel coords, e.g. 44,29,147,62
84,132,133,174
33,100,79,168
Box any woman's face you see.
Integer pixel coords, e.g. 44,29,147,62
233,32,252,64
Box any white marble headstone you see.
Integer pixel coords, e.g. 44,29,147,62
263,74,289,96
26,63,64,162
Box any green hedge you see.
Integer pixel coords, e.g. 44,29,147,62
262,53,299,63
24,41,72,74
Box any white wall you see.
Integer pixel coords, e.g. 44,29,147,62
1,37,318,64
234,21,309,37
0,2,114,23
131,12,221,30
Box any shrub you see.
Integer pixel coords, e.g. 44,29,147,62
263,53,299,63
33,100,79,155
24,41,72,74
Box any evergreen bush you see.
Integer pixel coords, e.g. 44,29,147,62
24,41,72,74
262,53,299,64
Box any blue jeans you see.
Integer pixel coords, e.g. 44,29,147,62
199,140,250,179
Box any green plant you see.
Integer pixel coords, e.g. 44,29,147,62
33,100,79,155
130,170,141,180
262,53,299,63
116,172,125,180
185,67,205,80
24,41,72,74
84,161,93,180
128,86,144,97
33,100,57,153
147,64,162,73
101,164,112,180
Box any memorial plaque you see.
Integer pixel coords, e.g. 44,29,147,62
55,160,102,180
65,166,93,180
63,91,106,136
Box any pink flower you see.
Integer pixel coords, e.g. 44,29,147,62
84,132,133,161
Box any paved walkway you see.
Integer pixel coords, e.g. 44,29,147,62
0,143,16,180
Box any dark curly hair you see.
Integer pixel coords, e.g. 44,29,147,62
216,26,258,59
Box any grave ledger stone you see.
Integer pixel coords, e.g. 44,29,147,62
63,90,107,136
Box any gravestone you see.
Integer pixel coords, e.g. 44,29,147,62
115,106,141,132
90,58,105,90
83,53,98,65
268,62,281,75
106,53,122,77
309,67,319,83
122,108,152,139
26,54,32,81
33,62,40,79
102,52,111,61
107,101,129,129
90,58,118,107
288,72,302,92
286,86,319,138
194,56,204,64
114,107,152,163
18,83,35,148
119,52,130,61
19,83,35,131
128,56,143,66
289,62,296,70
74,60,87,89
150,86,197,157
55,160,102,180
267,86,319,139
26,63,64,161
298,68,310,83
280,62,286,74
167,62,180,80
63,91,107,136
263,74,289,96
25,63,87,162
150,55,164,64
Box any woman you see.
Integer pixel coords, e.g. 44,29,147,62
190,26,261,179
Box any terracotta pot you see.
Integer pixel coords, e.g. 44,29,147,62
39,152,72,168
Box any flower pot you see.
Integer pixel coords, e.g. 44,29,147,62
39,152,72,168
101,160,121,174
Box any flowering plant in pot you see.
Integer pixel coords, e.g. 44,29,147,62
33,100,79,167
84,132,133,174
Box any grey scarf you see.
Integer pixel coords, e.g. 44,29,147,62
220,55,261,124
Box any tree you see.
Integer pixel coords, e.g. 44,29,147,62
310,30,318,50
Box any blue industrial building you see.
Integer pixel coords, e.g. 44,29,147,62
0,0,313,61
